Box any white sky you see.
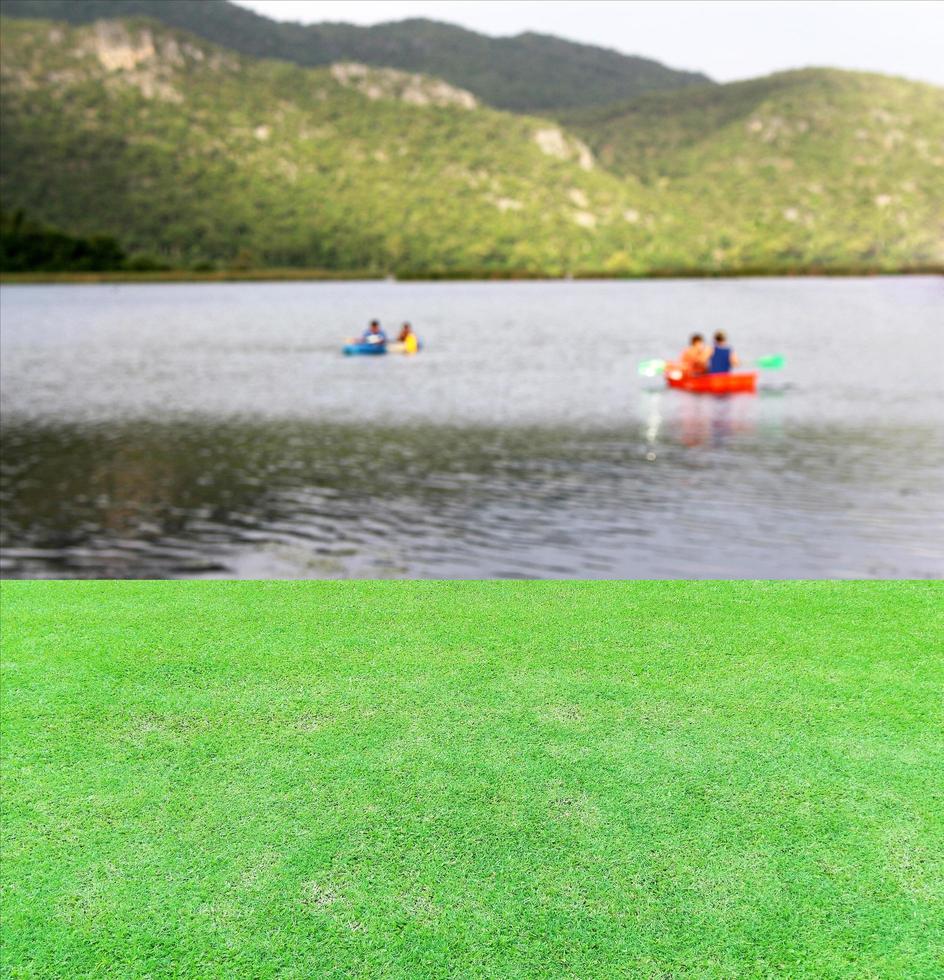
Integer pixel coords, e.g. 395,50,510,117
233,0,944,85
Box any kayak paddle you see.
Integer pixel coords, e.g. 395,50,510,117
637,358,668,377
638,354,785,376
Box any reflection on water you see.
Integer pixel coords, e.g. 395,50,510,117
1,277,942,578
2,412,940,578
646,391,761,450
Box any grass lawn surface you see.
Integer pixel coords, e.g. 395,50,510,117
2,581,942,978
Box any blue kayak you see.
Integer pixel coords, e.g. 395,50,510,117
343,342,387,356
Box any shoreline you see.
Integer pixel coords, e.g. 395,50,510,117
1,265,941,285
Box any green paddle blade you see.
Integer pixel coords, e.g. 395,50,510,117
756,354,785,369
638,358,667,377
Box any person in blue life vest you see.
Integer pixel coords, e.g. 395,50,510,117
707,330,740,373
359,319,387,346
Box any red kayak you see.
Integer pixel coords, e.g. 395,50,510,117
666,370,757,394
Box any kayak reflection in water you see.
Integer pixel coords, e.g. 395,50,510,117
670,333,710,377
358,320,387,346
707,330,740,374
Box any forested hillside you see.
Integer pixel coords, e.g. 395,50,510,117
563,70,944,270
0,17,650,272
0,0,711,112
1,16,941,274
0,209,130,271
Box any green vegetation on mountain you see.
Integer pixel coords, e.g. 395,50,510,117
0,208,167,271
1,16,941,275
0,17,654,273
0,0,710,112
562,71,944,271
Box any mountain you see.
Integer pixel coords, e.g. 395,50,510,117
0,17,649,272
0,0,711,112
561,70,944,269
2,16,941,274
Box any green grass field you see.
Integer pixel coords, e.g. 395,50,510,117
2,581,942,978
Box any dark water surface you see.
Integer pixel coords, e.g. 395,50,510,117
2,278,941,578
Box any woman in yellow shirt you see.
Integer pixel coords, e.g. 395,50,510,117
396,322,419,354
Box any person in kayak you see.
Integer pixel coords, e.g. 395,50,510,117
674,333,709,376
359,320,387,346
397,322,419,354
707,331,740,373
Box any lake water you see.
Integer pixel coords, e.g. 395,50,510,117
1,277,941,578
